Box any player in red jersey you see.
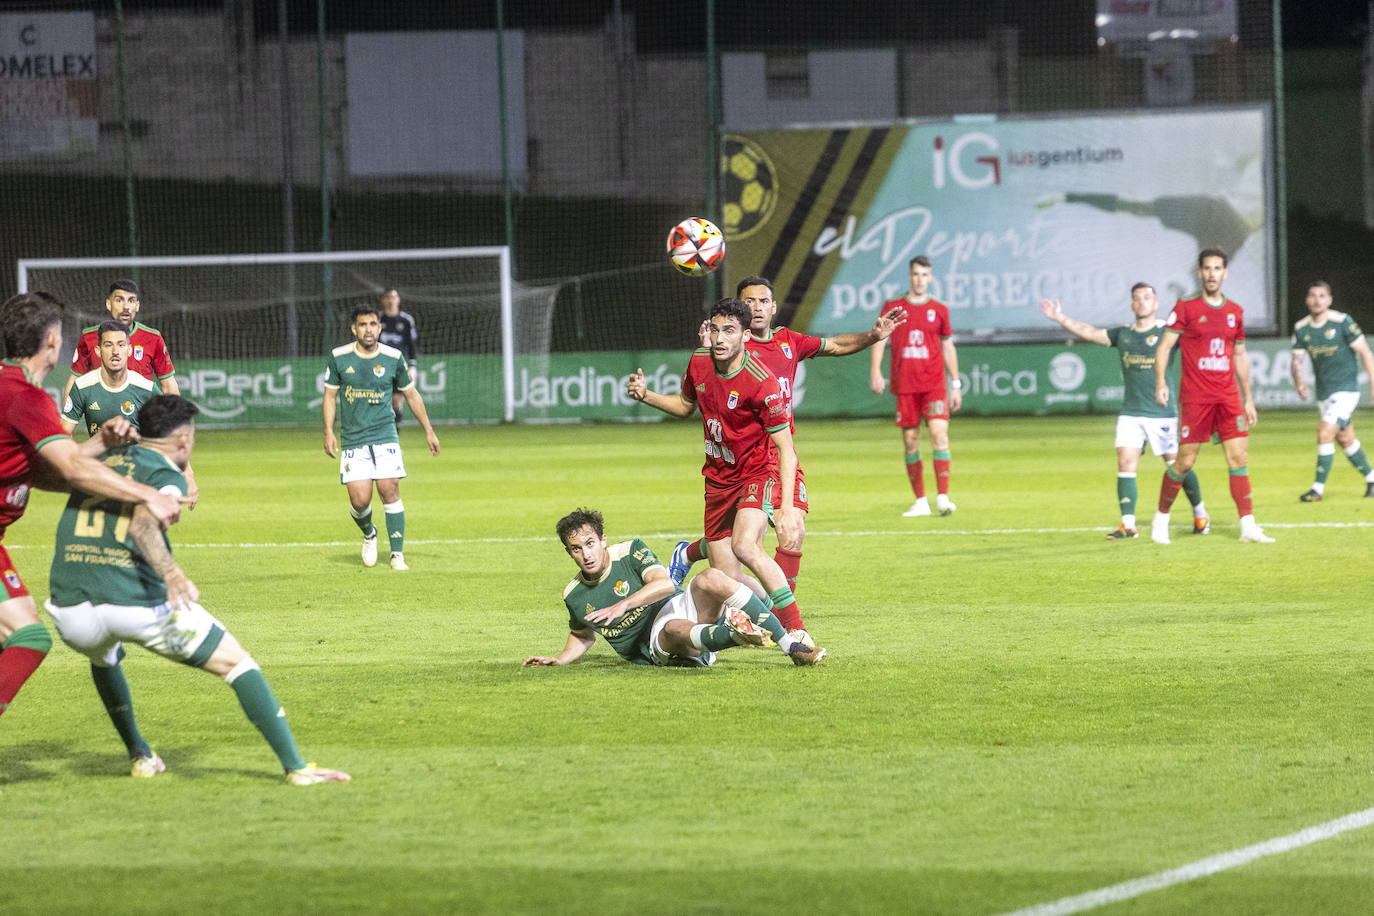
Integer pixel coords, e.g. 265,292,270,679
668,275,906,628
1149,248,1274,544
870,255,962,517
627,298,824,665
64,279,179,404
0,292,186,719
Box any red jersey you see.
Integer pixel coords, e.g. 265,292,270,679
745,326,825,430
682,349,790,486
1167,294,1245,405
0,361,70,537
71,321,175,383
881,297,951,394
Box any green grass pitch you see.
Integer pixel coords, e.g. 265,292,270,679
2,412,1372,914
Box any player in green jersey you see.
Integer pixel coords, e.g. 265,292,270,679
1041,286,1209,538
44,395,349,784
323,304,441,571
1290,281,1374,501
523,508,826,668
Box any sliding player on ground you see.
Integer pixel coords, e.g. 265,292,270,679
1150,248,1273,544
669,275,906,617
323,303,441,571
1289,280,1374,501
627,297,824,665
1041,286,1208,538
524,507,823,668
870,255,962,517
45,395,348,784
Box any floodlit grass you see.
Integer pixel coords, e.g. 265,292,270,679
2,413,1372,914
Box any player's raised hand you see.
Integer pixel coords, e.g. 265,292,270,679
698,319,711,347
96,416,140,449
626,368,648,402
874,306,907,339
1039,298,1064,322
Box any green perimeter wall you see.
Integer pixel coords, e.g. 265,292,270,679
40,339,1321,427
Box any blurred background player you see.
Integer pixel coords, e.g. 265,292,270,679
44,395,349,785
0,291,183,720
1041,287,1208,539
1151,248,1273,544
523,507,824,668
670,275,906,624
1289,280,1374,501
378,288,420,428
870,255,962,517
323,303,440,571
64,279,178,403
627,298,822,664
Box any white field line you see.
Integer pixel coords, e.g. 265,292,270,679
3,520,1369,550
994,806,1374,916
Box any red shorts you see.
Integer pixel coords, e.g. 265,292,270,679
703,474,781,541
0,546,30,600
791,465,808,513
1179,400,1247,444
895,389,949,427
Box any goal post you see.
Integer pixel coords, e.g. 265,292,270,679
18,247,526,423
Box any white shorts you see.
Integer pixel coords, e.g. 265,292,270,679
648,588,716,668
1318,390,1360,428
45,598,227,668
340,443,406,484
1115,414,1179,457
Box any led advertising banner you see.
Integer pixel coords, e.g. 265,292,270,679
720,106,1272,343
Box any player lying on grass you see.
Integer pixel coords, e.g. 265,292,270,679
523,507,826,668
44,395,350,785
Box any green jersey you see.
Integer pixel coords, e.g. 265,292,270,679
1292,311,1365,400
323,342,414,449
49,444,186,607
561,538,677,665
61,369,157,437
1107,322,1176,419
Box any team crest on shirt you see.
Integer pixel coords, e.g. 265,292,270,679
613,580,630,597
727,390,739,409
1324,327,1336,339
1226,314,1236,328
121,400,135,416
1146,334,1158,346
3,569,19,590
927,308,936,323
133,345,145,360
373,365,386,378
781,343,793,359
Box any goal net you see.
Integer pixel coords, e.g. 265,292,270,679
18,248,541,423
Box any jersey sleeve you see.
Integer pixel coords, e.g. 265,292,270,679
628,538,663,576
757,374,790,432
1234,307,1245,342
141,461,188,497
10,386,70,452
680,360,698,405
937,306,953,338
784,328,825,361
323,354,341,389
1107,327,1123,348
1345,316,1364,344
61,386,85,425
393,358,415,391
407,317,420,360
1166,302,1186,332
149,336,175,379
70,331,96,373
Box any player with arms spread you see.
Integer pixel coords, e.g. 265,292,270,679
627,297,825,665
323,303,441,571
64,279,178,401
1150,248,1273,544
668,275,906,626
1289,280,1374,501
1041,284,1208,538
870,255,962,517
0,292,183,720
44,395,348,784
523,507,817,668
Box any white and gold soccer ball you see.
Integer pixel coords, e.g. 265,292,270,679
666,217,725,276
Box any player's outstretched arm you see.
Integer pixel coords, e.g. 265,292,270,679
1040,298,1110,346
1289,347,1310,400
35,437,183,526
584,566,677,625
322,386,340,457
84,417,140,455
869,338,889,394
129,503,198,611
626,367,696,417
1154,330,1179,406
821,306,908,357
401,386,441,456
523,628,596,667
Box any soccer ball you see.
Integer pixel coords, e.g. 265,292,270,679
666,217,725,276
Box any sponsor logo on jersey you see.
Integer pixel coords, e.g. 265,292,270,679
345,366,356,374
727,390,739,409
696,383,706,392
373,365,386,378
3,569,20,590
89,399,101,410
613,580,630,597
1199,315,1207,324
133,345,145,361
1226,314,1236,328
3,484,30,509
121,400,135,415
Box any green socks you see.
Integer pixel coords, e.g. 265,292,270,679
91,661,152,759
384,500,405,555
350,504,375,537
227,663,306,772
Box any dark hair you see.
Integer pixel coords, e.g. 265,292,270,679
97,319,130,343
708,297,752,331
909,255,932,270
137,395,199,438
1129,282,1154,295
352,303,381,323
1,291,65,358
107,279,139,297
556,507,604,545
1308,280,1332,294
381,288,399,298
735,276,773,297
1197,248,1228,268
